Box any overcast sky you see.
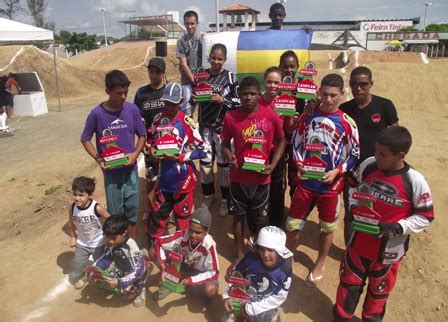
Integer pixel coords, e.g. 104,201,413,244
13,0,448,37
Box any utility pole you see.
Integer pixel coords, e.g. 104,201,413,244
215,0,220,32
100,8,108,46
423,2,432,31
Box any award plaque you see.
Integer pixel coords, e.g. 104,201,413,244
85,266,118,292
274,76,298,116
242,131,268,172
298,61,318,80
226,269,252,314
300,139,327,180
99,129,129,169
160,248,185,294
351,183,381,235
193,67,213,102
155,117,180,156
296,79,318,100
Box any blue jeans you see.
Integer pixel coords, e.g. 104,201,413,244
103,167,139,222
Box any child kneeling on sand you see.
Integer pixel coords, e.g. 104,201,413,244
223,226,292,322
152,207,220,303
89,215,147,307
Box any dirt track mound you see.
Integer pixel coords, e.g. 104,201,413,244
0,45,104,104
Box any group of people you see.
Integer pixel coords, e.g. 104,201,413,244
68,4,435,322
0,72,20,132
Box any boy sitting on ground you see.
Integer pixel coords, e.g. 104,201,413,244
223,226,292,322
152,207,219,303
89,215,147,307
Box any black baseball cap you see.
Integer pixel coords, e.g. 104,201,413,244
147,57,166,72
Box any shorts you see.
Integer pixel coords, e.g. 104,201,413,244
104,167,139,223
286,185,340,233
229,182,270,235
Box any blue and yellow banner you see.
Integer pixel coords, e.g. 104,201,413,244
202,29,312,84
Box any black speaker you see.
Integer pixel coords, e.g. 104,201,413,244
156,41,167,57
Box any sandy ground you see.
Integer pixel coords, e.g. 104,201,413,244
0,44,447,322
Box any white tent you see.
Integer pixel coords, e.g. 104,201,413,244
0,18,61,112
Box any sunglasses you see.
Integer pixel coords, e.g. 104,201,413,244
349,81,370,89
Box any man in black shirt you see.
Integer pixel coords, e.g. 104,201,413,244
134,58,166,197
340,66,399,244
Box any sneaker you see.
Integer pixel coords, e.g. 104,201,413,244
133,287,146,307
74,279,85,290
202,194,214,208
219,199,228,217
146,167,159,182
155,286,172,301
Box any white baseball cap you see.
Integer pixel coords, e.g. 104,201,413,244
257,226,293,259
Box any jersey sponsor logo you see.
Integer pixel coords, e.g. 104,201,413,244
371,113,381,123
142,100,165,110
109,118,128,130
371,179,405,206
213,84,223,92
242,119,272,141
418,192,432,205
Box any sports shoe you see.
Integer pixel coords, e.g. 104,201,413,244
155,286,172,301
219,199,228,217
133,287,146,307
202,194,214,208
146,167,159,182
74,279,85,289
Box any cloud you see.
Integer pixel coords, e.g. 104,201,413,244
93,0,163,20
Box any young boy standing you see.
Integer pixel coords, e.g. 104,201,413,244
177,10,202,117
68,176,110,289
340,66,399,244
268,3,286,30
221,76,285,261
223,226,292,322
333,126,434,321
81,70,146,239
134,57,166,185
286,74,360,286
153,207,219,301
91,215,147,307
146,82,210,249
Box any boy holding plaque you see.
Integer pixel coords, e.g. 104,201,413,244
333,126,434,321
286,74,359,286
89,215,147,307
223,226,292,322
81,70,146,239
146,82,211,249
221,77,285,261
152,207,220,302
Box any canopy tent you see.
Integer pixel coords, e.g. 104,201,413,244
0,18,61,111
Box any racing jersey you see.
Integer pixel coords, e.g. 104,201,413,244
133,84,165,130
223,251,292,317
150,110,211,193
291,106,360,193
197,69,240,130
154,229,219,285
349,157,434,264
93,236,146,290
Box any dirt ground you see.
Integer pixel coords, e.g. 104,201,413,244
0,44,447,322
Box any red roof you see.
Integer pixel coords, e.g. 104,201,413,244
219,3,260,14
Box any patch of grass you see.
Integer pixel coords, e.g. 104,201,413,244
8,177,16,182
36,182,45,187
44,184,62,196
